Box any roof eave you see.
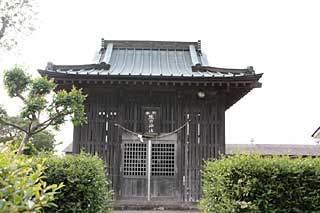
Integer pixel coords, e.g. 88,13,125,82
38,69,263,82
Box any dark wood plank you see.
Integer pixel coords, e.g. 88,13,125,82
71,85,228,204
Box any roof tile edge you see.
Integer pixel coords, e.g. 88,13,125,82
101,39,199,50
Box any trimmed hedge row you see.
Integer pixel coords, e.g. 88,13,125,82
200,155,320,212
43,153,112,212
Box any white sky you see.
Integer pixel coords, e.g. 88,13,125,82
1,0,320,151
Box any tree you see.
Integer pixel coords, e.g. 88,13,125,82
0,66,86,156
0,0,37,50
20,130,58,155
0,107,57,153
0,106,21,143
30,130,57,152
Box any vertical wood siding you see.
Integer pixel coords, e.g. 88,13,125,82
73,87,225,202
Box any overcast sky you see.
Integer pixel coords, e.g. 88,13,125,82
1,0,320,151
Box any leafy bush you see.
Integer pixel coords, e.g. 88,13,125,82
200,154,320,212
4,130,57,156
0,145,63,212
43,153,112,212
30,130,57,153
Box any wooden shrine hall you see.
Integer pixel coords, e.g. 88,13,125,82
39,39,262,208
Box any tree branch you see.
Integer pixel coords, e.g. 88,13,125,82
0,117,28,133
0,136,14,143
32,118,55,135
31,111,69,135
37,110,66,128
32,112,38,121
35,115,56,129
16,132,30,157
0,16,8,40
16,93,26,102
28,121,32,132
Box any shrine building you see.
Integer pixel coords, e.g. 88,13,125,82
39,39,262,208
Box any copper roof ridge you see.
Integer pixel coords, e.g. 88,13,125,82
101,38,200,50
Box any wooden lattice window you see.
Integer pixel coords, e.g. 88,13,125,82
151,143,175,176
123,143,147,176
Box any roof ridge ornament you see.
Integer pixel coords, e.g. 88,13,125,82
101,38,105,50
95,38,107,63
197,40,201,52
247,66,254,73
46,62,54,71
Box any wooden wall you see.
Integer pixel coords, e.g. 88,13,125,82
73,85,226,202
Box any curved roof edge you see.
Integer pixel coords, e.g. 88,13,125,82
41,62,260,79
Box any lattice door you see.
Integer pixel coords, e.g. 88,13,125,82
151,143,175,177
123,143,147,176
120,134,177,200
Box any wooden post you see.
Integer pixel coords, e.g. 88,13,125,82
147,139,152,201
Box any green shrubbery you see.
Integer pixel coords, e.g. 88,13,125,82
200,154,320,212
43,153,112,212
0,143,112,212
0,146,63,212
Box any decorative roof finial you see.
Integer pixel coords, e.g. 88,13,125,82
197,40,201,51
101,38,105,50
46,62,54,70
247,66,254,73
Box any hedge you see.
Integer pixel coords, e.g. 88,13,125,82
0,146,63,212
43,153,112,212
200,154,320,212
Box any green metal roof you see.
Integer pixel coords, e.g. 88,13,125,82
41,39,259,79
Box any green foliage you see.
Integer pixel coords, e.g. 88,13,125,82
0,145,63,212
43,153,112,212
1,66,86,155
1,122,57,155
30,77,56,96
0,106,6,117
0,106,21,143
0,0,37,50
30,130,56,152
0,104,57,153
21,130,57,155
200,154,320,213
21,95,47,119
3,66,31,97
48,86,87,128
